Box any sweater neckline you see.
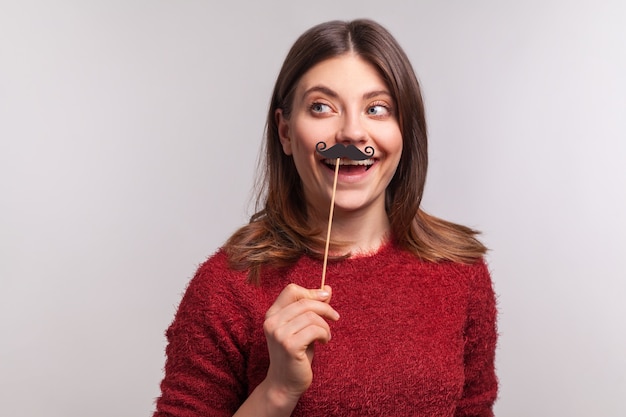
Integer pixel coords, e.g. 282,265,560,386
344,236,395,261
305,237,397,267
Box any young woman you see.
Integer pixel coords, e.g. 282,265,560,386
153,19,497,417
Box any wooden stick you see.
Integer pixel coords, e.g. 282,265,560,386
321,157,340,289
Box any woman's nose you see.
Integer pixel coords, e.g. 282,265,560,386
336,111,366,143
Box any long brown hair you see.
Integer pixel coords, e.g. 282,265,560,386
224,19,486,282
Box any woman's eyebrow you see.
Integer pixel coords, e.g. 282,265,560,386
303,85,338,99
303,85,392,101
363,90,392,100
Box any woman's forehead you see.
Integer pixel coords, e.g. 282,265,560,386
294,55,391,98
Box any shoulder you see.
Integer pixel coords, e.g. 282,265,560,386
390,245,494,297
193,249,242,284
390,242,490,278
353,242,490,290
177,249,263,319
440,257,494,297
186,249,243,292
445,256,491,282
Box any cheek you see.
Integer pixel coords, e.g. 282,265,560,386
288,127,319,174
390,127,403,153
381,128,403,173
378,126,403,155
293,117,337,144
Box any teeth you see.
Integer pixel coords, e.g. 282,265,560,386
324,158,375,166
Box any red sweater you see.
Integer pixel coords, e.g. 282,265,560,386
154,241,497,416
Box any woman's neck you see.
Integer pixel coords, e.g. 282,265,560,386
310,201,391,256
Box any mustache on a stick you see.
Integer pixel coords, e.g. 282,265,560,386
316,141,375,160
316,141,376,291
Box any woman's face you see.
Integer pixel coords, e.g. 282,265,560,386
276,54,403,222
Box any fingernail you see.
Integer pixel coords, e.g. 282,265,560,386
317,290,330,298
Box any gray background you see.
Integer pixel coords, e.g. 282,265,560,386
1,1,625,416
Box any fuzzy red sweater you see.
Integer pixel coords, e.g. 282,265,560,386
154,241,497,416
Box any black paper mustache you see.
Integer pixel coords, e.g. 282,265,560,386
315,141,375,160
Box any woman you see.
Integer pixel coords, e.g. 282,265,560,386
154,19,497,417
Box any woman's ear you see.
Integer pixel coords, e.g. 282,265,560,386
275,109,293,155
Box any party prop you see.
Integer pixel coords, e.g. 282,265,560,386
315,142,375,161
316,141,375,289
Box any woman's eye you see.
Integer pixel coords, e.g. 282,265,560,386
367,104,390,116
310,102,332,114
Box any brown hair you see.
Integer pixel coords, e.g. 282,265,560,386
224,19,486,282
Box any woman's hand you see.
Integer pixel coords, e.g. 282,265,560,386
263,283,340,406
233,284,339,417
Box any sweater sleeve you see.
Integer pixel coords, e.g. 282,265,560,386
153,257,251,417
455,259,498,417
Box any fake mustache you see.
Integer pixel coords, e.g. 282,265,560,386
315,141,375,160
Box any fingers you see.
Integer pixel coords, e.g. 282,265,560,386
265,286,339,337
270,309,334,347
262,283,340,398
266,283,334,318
272,297,340,323
264,284,339,344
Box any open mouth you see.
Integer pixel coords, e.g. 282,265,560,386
322,158,375,172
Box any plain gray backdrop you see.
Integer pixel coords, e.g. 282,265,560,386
1,1,625,416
